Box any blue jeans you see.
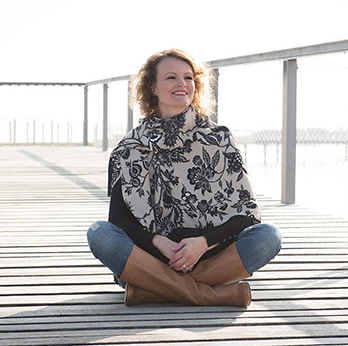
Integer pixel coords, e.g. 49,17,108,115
87,221,282,287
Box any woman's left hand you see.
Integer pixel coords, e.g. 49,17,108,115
169,236,208,273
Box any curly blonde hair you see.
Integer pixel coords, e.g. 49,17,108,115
133,49,216,119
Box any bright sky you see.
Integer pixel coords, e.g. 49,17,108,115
1,0,348,81
1,0,348,139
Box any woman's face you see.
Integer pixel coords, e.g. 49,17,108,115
153,56,195,119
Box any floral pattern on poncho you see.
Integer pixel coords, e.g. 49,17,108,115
108,106,260,236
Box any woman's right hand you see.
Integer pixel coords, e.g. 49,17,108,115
152,235,178,261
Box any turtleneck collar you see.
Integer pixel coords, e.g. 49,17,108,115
141,105,198,134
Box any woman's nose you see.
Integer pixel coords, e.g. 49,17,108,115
176,77,186,86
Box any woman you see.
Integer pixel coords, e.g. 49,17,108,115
87,49,282,307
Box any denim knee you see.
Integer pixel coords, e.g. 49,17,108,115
87,220,109,258
260,223,282,259
86,220,133,277
236,222,282,274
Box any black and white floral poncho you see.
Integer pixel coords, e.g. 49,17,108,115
108,106,260,237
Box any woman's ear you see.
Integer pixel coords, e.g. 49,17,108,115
152,85,158,96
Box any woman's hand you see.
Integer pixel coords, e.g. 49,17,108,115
152,234,178,260
169,236,209,272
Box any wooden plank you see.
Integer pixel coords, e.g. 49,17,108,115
2,309,348,325
1,288,347,306
1,279,346,295
2,339,348,346
2,248,348,258
0,247,89,254
71,340,348,346
0,270,346,285
1,315,348,333
0,275,113,285
2,299,348,318
2,255,348,268
0,263,346,276
1,277,347,293
1,324,348,345
0,267,110,276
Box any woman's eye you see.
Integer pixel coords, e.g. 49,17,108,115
185,76,193,80
167,76,176,79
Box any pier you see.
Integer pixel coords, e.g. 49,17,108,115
1,146,347,345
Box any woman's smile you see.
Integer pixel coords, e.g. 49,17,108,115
172,90,188,96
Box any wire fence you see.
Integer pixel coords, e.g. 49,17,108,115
1,119,127,146
233,129,348,218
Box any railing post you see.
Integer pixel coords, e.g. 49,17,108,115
9,121,12,144
212,68,219,123
13,119,16,145
94,124,98,143
127,80,133,133
33,120,36,144
281,59,297,204
83,86,88,146
103,83,108,151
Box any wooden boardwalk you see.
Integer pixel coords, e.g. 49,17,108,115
0,145,348,346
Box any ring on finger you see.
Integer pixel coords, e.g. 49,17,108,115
182,264,188,269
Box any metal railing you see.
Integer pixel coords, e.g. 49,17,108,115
5,119,79,145
1,39,348,205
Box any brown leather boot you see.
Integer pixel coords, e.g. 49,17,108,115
119,245,251,307
124,242,251,305
125,284,169,305
192,243,251,285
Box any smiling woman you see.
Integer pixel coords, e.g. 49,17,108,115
87,48,282,307
134,49,215,119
